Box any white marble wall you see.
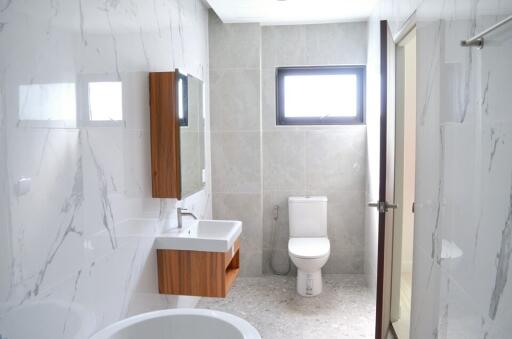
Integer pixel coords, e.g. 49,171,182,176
366,0,512,337
0,1,211,338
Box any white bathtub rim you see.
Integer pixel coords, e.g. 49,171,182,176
90,308,260,339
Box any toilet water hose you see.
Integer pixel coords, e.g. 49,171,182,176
270,205,291,276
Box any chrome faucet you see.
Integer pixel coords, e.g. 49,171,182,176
177,207,198,229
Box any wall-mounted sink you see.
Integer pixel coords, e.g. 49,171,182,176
156,220,242,252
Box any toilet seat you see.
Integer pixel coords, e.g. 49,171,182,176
288,237,330,259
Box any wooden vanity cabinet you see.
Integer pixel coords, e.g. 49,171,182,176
157,238,240,298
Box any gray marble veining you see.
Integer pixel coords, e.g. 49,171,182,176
0,0,12,13
367,0,512,338
488,173,512,319
0,0,211,337
85,131,117,250
31,153,84,298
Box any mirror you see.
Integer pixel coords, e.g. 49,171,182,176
179,75,205,198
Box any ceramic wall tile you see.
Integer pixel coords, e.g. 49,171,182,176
210,69,261,132
304,22,368,65
209,11,263,275
412,6,512,337
262,190,301,252
259,23,368,275
239,249,264,277
324,249,365,274
366,0,512,336
261,22,369,132
262,248,293,276
304,129,367,193
211,132,261,194
260,67,280,132
262,131,306,191
212,193,263,254
210,18,369,276
213,192,262,276
261,25,308,68
209,12,260,70
0,0,211,338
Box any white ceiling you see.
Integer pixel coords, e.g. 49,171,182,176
204,0,378,25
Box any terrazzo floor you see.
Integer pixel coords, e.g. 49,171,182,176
197,274,376,339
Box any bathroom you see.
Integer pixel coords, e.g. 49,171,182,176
1,0,512,339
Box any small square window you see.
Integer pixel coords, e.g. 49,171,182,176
276,66,365,125
88,81,123,121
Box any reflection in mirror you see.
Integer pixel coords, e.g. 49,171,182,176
180,75,205,198
178,73,188,126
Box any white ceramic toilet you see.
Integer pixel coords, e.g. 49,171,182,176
288,196,330,297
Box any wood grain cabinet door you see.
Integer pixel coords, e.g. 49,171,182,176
149,71,181,199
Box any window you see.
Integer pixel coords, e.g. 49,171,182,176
276,66,365,125
75,74,125,127
88,81,123,121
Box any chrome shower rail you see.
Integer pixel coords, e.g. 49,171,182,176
461,15,512,48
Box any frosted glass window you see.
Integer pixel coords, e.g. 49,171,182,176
276,66,364,125
18,83,76,121
88,81,122,121
284,74,357,117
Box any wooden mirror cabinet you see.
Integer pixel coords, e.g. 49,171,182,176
149,70,204,200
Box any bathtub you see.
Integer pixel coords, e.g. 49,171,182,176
90,308,261,339
0,300,96,339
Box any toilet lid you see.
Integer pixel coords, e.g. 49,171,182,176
288,237,330,259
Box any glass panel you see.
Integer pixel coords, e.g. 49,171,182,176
180,75,205,198
88,81,122,121
283,74,357,118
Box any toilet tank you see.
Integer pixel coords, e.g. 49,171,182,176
288,196,328,237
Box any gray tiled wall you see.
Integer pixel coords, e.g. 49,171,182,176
209,12,263,276
261,23,368,275
209,12,368,276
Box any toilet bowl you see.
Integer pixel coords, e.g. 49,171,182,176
288,196,330,297
289,237,330,296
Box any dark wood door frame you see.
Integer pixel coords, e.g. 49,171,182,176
376,19,392,339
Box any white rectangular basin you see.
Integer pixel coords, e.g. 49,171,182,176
156,220,242,252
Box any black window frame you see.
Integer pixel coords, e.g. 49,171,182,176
276,65,365,125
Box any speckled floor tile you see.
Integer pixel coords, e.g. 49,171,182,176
197,274,375,339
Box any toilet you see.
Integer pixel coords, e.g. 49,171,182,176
288,196,330,297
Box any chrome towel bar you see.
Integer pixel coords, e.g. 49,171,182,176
461,15,512,48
